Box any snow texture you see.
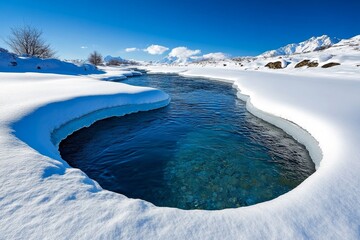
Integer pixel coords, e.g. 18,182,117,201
1,35,360,239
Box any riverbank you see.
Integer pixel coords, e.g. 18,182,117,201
0,65,359,239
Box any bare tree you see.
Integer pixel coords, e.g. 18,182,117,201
6,25,55,58
88,51,103,66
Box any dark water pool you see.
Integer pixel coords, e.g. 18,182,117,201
59,74,315,210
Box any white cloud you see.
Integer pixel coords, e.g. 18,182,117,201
125,47,139,52
168,47,201,61
144,45,169,55
202,52,227,60
80,46,88,49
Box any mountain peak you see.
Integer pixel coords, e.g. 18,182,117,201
259,35,340,57
104,55,124,63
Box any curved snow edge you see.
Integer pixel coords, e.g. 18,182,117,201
51,98,170,147
151,69,322,169
12,89,170,162
234,84,322,169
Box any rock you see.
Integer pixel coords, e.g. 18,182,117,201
295,59,318,68
294,60,310,68
265,61,283,69
308,61,319,67
322,62,341,68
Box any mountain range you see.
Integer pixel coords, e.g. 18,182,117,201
258,35,340,58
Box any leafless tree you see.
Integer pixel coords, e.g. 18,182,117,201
88,51,103,66
6,25,55,58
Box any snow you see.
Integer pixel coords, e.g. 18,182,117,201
0,50,101,75
1,35,360,239
202,52,228,60
160,47,227,65
259,35,340,58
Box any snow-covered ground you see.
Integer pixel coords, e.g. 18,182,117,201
1,36,360,239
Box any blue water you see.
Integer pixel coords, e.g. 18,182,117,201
59,74,315,210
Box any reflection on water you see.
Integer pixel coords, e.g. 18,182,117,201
59,74,315,210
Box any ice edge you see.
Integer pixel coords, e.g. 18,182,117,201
157,70,323,170
51,98,170,147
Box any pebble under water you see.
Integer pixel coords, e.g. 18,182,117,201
59,74,315,210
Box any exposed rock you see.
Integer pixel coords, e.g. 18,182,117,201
322,62,340,68
265,61,283,69
295,60,310,68
308,61,319,67
295,60,319,68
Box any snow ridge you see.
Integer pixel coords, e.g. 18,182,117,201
259,35,340,57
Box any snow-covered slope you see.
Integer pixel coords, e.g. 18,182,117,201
0,48,100,74
259,35,339,57
333,34,360,47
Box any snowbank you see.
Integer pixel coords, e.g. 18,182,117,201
0,48,101,75
1,59,360,239
0,69,172,239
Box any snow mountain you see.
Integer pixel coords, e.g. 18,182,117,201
104,55,125,63
158,56,194,65
104,55,141,65
333,34,360,47
259,35,340,58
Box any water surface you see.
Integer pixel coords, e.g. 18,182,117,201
60,74,315,210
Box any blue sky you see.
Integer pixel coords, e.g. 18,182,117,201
0,0,359,61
